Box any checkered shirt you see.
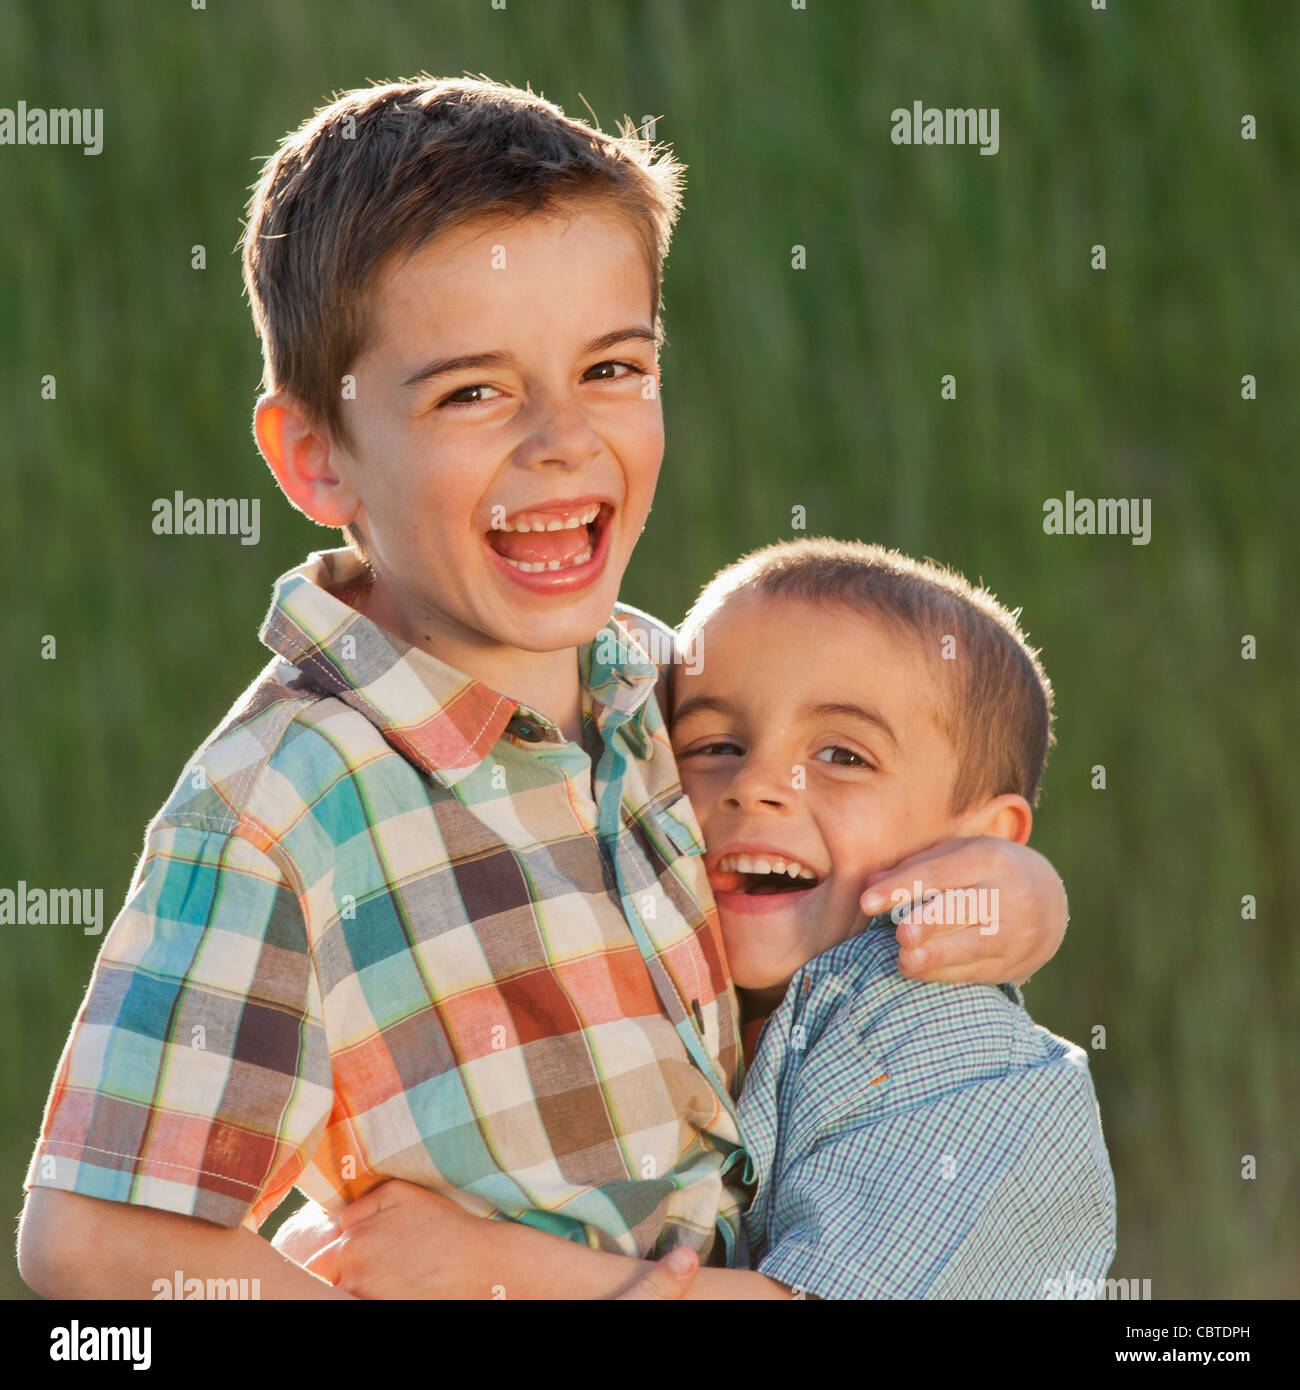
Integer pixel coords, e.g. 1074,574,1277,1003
26,549,749,1262
738,916,1116,1297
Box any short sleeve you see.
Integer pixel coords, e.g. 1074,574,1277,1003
24,823,335,1229
755,1050,1116,1299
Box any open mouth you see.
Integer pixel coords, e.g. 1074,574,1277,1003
710,852,824,897
486,501,612,574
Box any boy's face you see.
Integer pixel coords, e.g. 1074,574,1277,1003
671,594,980,1000
324,203,663,657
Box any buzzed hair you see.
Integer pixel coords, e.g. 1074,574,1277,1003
678,537,1055,812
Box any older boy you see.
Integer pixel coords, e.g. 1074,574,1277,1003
18,80,1067,1300
292,540,1113,1298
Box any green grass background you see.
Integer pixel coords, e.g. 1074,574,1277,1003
1,0,1295,1299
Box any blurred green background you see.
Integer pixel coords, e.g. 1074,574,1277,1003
1,0,1295,1299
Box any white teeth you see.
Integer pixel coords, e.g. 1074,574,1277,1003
492,503,604,533
718,852,819,881
500,545,593,574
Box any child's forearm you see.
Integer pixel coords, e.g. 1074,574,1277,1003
476,1218,792,1300
19,1188,353,1300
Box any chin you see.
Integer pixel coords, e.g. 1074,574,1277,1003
511,604,616,653
727,955,792,995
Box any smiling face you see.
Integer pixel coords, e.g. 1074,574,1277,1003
319,201,664,664
671,593,987,1009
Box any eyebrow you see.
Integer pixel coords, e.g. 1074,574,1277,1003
401,326,658,389
672,694,900,755
671,694,741,726
799,701,901,753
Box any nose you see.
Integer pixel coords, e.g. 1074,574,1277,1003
512,387,603,471
722,754,795,815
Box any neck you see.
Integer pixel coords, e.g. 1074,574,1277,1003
356,574,585,743
738,983,790,1025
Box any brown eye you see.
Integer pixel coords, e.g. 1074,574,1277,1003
813,746,872,769
440,383,501,407
583,360,640,382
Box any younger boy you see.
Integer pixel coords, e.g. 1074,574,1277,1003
292,539,1113,1298
17,78,1070,1300
680,539,1116,1298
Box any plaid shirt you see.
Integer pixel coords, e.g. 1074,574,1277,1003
739,917,1116,1298
26,550,748,1262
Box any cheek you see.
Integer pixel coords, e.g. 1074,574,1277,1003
675,756,726,805
622,411,664,489
399,461,484,546
822,809,887,884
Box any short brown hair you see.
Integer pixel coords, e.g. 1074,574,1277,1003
240,75,685,549
677,538,1055,812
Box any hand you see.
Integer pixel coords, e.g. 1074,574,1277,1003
301,1180,500,1299
612,1247,698,1300
860,836,1067,985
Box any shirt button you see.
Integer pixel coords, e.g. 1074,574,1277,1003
507,715,545,742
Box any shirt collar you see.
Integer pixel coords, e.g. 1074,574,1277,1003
578,610,661,760
260,549,662,782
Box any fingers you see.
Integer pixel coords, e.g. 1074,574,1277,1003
874,887,1001,977
339,1179,458,1232
613,1246,698,1301
869,838,1066,985
862,842,1011,942
900,935,1006,984
900,924,995,980
337,1179,424,1231
900,919,1031,984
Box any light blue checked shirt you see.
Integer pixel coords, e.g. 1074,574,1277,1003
737,915,1116,1299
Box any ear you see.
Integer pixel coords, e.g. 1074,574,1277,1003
253,392,361,528
955,793,1033,846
